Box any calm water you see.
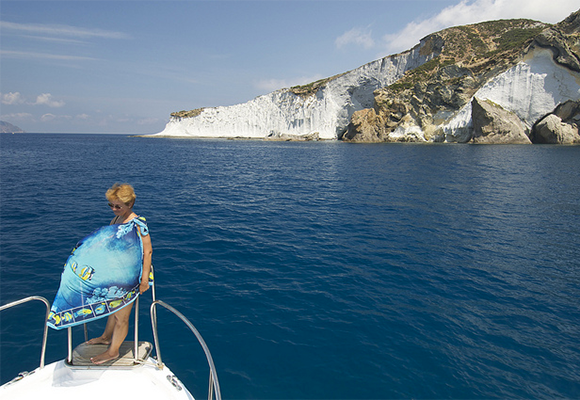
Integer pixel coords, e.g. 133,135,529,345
1,133,579,399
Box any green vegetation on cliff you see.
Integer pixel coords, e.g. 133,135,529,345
387,19,548,95
289,73,347,98
171,108,205,118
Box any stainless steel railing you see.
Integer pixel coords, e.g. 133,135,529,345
1,267,222,400
150,300,222,400
0,296,50,369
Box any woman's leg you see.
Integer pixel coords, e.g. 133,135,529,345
86,314,116,345
90,303,134,364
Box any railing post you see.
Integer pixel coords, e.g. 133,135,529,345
134,296,140,362
67,327,73,364
151,265,157,333
0,296,51,369
208,371,215,400
150,300,221,400
150,301,164,369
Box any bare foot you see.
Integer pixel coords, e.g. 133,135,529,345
86,336,111,345
90,350,119,365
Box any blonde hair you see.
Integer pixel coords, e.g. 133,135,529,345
106,183,136,207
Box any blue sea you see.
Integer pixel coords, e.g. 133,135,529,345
1,133,580,399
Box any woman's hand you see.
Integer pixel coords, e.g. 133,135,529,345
139,279,150,294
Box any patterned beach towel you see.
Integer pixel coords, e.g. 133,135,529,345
47,217,148,330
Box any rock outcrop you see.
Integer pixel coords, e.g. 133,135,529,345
344,109,387,142
265,131,320,141
470,98,530,144
534,12,580,72
156,9,580,144
530,100,580,144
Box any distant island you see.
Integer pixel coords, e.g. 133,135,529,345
0,121,25,134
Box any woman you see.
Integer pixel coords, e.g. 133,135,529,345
87,183,153,365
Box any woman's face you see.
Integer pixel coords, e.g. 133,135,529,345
108,199,130,217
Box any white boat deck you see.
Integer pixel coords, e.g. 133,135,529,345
1,296,220,400
1,342,195,400
70,341,152,368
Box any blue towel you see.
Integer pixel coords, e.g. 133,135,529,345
47,217,148,330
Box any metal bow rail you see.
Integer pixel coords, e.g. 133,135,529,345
1,265,222,400
150,300,222,400
0,296,50,370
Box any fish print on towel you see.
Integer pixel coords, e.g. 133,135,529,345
47,217,148,329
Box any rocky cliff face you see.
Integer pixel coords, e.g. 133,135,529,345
344,11,580,143
156,10,580,143
156,38,442,140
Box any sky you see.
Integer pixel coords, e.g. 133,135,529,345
1,0,578,134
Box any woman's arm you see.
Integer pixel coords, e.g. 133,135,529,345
140,231,153,294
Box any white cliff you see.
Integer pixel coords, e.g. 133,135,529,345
155,13,580,142
155,37,442,140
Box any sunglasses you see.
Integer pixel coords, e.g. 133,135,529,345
108,202,124,210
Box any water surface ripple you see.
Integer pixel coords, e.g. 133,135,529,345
1,134,579,399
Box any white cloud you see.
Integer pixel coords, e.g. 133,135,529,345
0,21,129,40
1,92,25,105
33,93,65,108
381,0,579,54
255,74,324,93
40,113,56,122
335,27,375,50
40,113,72,122
0,112,33,121
1,92,66,108
0,50,96,62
